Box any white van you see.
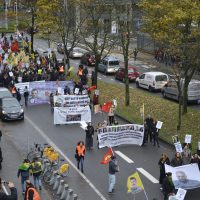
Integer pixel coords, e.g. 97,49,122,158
136,72,169,92
162,79,200,103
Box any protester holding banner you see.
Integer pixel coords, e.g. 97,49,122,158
162,172,175,200
171,153,183,167
158,153,170,185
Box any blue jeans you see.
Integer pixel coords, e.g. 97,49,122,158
33,174,41,189
108,174,116,192
77,157,84,173
21,176,29,192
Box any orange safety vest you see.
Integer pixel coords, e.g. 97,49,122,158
59,66,64,73
26,187,40,200
12,86,17,94
76,145,85,157
78,69,83,76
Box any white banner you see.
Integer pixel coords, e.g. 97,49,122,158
54,95,90,107
54,105,91,124
184,134,192,144
165,164,200,190
97,124,144,148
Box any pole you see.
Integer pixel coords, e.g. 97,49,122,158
5,1,8,30
63,0,67,71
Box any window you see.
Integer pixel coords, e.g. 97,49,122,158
155,75,168,82
140,74,145,79
128,68,134,73
109,61,119,66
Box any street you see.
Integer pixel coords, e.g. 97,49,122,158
1,102,200,200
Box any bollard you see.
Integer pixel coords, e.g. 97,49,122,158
72,194,78,200
53,175,61,190
60,184,69,200
49,171,58,186
56,179,65,195
66,189,73,200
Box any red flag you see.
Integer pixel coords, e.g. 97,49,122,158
101,101,112,113
11,40,19,52
87,85,96,91
100,148,113,164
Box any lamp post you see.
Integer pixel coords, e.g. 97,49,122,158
5,0,8,30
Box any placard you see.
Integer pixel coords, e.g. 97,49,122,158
172,135,179,143
9,71,13,77
74,88,79,95
174,142,183,153
80,121,88,130
94,89,99,96
175,188,187,200
113,99,117,107
184,134,192,144
94,104,101,114
156,121,163,129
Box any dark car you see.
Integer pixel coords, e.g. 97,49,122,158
0,97,24,121
80,52,95,66
115,66,140,82
0,87,12,99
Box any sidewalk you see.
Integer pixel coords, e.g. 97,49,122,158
0,123,52,199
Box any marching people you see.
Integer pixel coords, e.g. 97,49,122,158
85,123,94,150
171,152,183,167
31,158,42,190
75,141,85,173
108,105,115,125
0,179,18,200
162,172,175,200
108,155,119,194
144,115,154,143
133,48,138,61
17,159,30,195
158,153,170,186
182,144,192,165
191,153,200,170
24,180,40,200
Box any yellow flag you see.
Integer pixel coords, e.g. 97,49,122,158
127,172,144,194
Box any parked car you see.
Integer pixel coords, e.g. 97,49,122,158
98,56,120,74
162,79,200,103
0,87,12,99
80,52,95,66
115,66,140,82
136,72,169,92
69,47,85,59
0,97,24,121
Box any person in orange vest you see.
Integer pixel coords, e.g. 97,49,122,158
11,85,17,97
24,180,40,200
77,65,83,78
59,65,65,73
75,141,85,173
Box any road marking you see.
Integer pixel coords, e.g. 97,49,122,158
111,79,114,81
25,115,107,200
2,184,9,195
115,151,134,164
97,77,102,80
137,168,159,184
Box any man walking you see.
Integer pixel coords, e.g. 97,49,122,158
31,158,42,190
108,156,119,194
23,86,29,107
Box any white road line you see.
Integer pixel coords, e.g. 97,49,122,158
97,77,102,80
110,79,114,81
137,168,159,184
25,115,107,200
115,151,134,164
2,184,9,195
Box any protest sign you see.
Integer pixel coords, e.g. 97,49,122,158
174,142,183,153
172,135,179,143
156,121,163,129
97,124,144,148
95,89,99,96
80,121,88,130
184,134,192,144
94,104,101,114
165,163,200,190
175,188,187,200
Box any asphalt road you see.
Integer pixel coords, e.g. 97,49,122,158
2,103,200,200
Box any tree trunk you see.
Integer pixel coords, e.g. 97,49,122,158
124,56,129,106
177,81,182,131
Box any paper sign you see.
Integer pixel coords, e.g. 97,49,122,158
174,142,183,153
184,134,192,144
113,99,117,107
175,188,187,200
74,88,79,95
94,104,101,114
9,71,13,77
80,121,88,130
95,89,99,96
57,87,64,95
156,121,163,129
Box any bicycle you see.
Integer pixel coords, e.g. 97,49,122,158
43,159,70,183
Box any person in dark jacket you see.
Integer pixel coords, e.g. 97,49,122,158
17,159,30,194
85,123,94,150
144,115,154,143
191,153,200,170
16,88,21,103
162,172,175,200
23,86,29,107
171,152,183,167
0,180,18,200
158,153,170,185
108,156,119,194
0,147,2,170
152,120,160,147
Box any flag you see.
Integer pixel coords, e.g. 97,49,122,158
101,101,112,113
127,172,144,194
87,85,96,91
100,147,113,164
140,104,144,117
